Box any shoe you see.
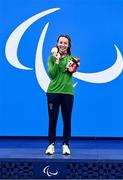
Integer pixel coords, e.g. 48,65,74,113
62,144,71,155
45,143,55,155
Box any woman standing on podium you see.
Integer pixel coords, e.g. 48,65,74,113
45,34,80,155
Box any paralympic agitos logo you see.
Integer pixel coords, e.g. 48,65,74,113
43,165,58,177
5,8,123,92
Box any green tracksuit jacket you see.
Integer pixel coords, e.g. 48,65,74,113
47,55,75,95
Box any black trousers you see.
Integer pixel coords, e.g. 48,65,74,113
47,93,74,145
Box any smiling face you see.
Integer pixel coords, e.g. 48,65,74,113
57,37,69,54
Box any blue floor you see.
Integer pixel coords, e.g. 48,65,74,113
0,139,123,160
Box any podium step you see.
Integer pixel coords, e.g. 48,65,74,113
0,139,123,179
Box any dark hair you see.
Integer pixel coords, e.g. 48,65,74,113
56,34,72,55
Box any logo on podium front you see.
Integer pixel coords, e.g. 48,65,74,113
43,165,58,177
